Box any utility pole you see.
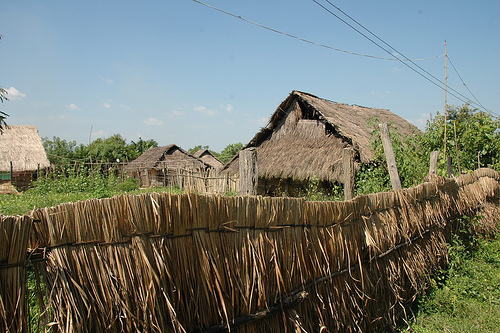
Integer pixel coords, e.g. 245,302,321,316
443,40,448,158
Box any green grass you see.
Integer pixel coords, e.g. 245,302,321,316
400,232,500,333
0,174,183,216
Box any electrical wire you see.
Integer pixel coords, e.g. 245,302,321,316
447,55,487,112
314,0,493,114
191,0,442,61
192,0,494,116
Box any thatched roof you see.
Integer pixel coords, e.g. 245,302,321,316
193,149,224,170
0,125,50,172
125,144,209,172
222,90,419,183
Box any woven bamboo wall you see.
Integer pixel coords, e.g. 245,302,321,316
0,215,32,332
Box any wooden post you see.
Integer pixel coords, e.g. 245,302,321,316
429,151,440,176
144,168,150,188
342,148,355,200
239,148,258,196
379,123,402,190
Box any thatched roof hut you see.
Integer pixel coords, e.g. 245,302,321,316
124,144,211,188
0,125,50,173
125,144,209,172
222,91,419,194
193,149,224,170
0,125,50,192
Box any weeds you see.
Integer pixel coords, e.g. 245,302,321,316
401,216,500,332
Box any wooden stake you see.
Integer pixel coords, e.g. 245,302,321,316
429,151,440,176
343,148,355,200
379,123,402,190
239,148,258,196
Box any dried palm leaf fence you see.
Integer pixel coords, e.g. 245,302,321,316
1,169,498,332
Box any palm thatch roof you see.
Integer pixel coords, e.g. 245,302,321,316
124,144,209,172
193,149,224,170
0,125,50,172
222,90,419,183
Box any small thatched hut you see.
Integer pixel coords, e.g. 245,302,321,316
0,125,50,192
193,149,224,170
125,144,210,188
221,90,419,196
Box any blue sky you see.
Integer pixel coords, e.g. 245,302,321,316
1,0,498,153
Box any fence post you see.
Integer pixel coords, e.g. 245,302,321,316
379,123,402,190
343,148,355,200
429,151,440,176
239,148,258,196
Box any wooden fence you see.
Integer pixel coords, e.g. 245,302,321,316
0,168,498,332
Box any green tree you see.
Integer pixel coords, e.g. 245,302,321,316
85,134,131,163
43,137,84,166
356,105,500,196
218,142,243,164
420,105,500,173
128,137,158,160
188,145,209,155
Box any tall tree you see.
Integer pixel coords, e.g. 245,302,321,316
128,137,158,160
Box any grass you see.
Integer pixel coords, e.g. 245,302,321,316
0,173,183,216
399,226,500,333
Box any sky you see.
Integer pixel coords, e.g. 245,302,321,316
1,0,498,153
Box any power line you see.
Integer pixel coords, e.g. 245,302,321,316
447,55,487,111
313,0,492,113
191,0,442,61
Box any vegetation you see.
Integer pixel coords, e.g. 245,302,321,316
0,169,181,216
355,105,499,195
218,142,243,164
399,217,500,332
43,135,158,167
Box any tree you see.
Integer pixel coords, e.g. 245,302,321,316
128,137,158,160
218,142,243,164
188,145,209,155
85,134,131,163
43,137,83,166
420,105,500,173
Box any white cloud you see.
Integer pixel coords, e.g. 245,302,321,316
100,77,114,84
67,103,80,111
102,103,111,109
144,117,165,126
171,110,182,116
5,87,26,100
47,114,67,120
193,104,216,116
91,130,106,138
119,104,131,110
411,112,432,130
220,104,234,113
